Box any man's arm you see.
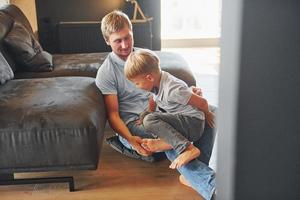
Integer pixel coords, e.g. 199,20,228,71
148,95,157,112
188,93,215,128
104,94,151,156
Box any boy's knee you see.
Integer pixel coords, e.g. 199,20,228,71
143,113,159,130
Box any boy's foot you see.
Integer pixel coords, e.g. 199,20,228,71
142,139,172,152
169,144,200,169
179,175,192,188
106,136,165,162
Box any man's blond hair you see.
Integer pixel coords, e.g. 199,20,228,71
124,49,160,80
101,10,132,41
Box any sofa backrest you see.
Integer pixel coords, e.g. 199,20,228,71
0,12,18,72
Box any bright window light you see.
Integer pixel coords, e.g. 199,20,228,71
161,0,221,39
0,0,9,7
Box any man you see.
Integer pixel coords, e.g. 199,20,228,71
95,10,216,200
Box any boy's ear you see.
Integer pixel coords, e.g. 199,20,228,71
145,74,154,81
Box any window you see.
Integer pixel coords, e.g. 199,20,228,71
161,0,221,40
0,0,9,7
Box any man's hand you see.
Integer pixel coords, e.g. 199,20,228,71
128,136,152,156
191,86,203,96
205,111,215,128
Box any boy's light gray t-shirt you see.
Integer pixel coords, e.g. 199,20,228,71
95,52,150,124
153,71,205,120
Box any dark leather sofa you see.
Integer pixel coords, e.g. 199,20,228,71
0,4,196,191
0,5,107,191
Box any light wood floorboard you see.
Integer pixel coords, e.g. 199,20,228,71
0,131,203,200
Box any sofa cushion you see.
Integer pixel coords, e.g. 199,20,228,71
0,52,14,84
4,22,53,72
0,12,19,73
14,52,109,79
53,52,108,73
0,77,106,173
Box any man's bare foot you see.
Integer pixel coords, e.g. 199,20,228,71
179,175,192,188
142,139,172,152
169,144,200,169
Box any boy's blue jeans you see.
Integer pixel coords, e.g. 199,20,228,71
119,106,217,200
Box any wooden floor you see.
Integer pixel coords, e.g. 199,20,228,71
0,131,204,200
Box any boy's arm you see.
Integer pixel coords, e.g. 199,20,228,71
187,93,215,128
137,95,156,125
191,86,203,96
103,94,152,156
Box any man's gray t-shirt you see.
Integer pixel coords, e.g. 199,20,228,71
95,52,150,124
153,71,205,120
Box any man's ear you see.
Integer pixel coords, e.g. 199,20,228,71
104,38,110,46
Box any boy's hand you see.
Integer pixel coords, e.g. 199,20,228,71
128,136,152,156
191,86,203,97
205,111,215,128
136,110,151,125
135,119,143,125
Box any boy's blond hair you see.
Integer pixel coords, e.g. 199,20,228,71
101,10,132,41
124,49,161,80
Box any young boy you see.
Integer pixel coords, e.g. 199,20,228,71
124,49,215,169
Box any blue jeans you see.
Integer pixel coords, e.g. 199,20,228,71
195,105,217,165
119,106,217,199
165,150,215,200
143,112,205,155
121,106,217,165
